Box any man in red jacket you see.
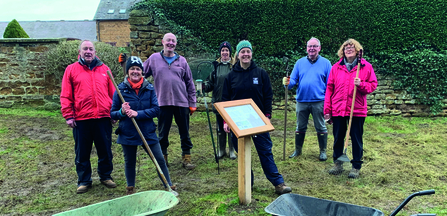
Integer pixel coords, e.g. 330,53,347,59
60,40,117,194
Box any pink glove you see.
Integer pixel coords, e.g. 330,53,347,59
224,123,230,133
66,119,76,128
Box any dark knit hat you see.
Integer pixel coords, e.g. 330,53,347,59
236,40,252,56
219,41,232,54
126,56,144,74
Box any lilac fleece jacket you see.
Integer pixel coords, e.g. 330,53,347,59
143,52,196,107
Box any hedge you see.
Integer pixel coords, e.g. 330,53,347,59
133,0,447,112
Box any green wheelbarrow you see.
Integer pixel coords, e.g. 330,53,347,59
53,190,179,216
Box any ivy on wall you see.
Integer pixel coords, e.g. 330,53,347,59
133,0,447,112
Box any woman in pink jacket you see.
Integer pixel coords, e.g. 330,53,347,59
324,39,377,179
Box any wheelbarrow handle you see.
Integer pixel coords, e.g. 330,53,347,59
417,189,435,196
390,189,435,216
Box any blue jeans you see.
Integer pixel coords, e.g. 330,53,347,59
122,143,172,188
231,132,284,186
73,118,113,187
332,116,365,169
295,101,327,133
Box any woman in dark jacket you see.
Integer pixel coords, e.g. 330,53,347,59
222,40,292,195
111,56,175,195
204,41,236,159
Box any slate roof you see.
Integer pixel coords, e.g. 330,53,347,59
0,20,97,41
94,0,142,20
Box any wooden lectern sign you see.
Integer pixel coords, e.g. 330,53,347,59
214,99,275,205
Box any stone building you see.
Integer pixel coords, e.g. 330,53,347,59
94,0,141,47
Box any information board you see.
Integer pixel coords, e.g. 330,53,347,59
214,99,274,138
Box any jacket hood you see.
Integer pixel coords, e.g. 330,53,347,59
78,55,103,70
233,60,257,72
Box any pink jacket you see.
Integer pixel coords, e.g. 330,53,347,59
324,58,377,117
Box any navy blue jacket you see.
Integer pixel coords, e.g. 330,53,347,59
111,78,160,146
222,60,273,116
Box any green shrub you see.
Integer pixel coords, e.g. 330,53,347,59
44,40,124,83
3,19,29,38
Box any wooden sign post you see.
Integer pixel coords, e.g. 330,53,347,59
214,99,275,205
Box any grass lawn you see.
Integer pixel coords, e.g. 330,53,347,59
0,107,446,215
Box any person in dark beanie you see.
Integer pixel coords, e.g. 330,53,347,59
60,40,116,194
143,33,197,170
111,56,176,195
222,40,292,195
204,41,236,160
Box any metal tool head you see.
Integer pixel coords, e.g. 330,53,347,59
336,154,350,163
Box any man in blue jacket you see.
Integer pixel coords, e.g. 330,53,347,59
283,37,332,161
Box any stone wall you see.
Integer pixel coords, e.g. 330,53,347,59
97,20,131,47
0,38,62,109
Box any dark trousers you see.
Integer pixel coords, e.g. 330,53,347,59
158,106,193,156
216,113,224,134
121,143,172,188
332,116,365,169
73,118,113,187
231,132,284,186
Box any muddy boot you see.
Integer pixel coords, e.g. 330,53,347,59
348,168,360,179
217,132,227,159
289,133,305,158
228,133,236,159
126,186,135,195
182,154,196,170
328,160,344,175
164,154,169,167
317,133,328,161
275,183,292,195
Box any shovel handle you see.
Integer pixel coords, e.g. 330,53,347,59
343,49,363,152
106,70,173,192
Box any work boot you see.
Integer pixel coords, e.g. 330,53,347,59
164,154,169,167
76,185,91,194
217,132,227,159
275,183,292,195
126,186,135,195
182,154,196,170
228,133,237,160
317,133,328,161
328,160,344,175
348,168,360,179
100,179,117,188
289,133,305,158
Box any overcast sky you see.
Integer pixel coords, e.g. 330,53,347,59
0,0,102,22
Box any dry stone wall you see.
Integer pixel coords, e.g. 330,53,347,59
0,38,62,109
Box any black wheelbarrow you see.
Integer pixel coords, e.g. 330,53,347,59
265,190,435,216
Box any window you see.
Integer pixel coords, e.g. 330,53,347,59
119,9,126,14
107,9,114,14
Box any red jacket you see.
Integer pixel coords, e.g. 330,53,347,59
60,58,115,121
324,58,377,117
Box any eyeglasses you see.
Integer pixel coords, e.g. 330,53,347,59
344,46,355,51
307,45,320,48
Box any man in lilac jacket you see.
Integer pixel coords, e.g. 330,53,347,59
143,33,197,170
